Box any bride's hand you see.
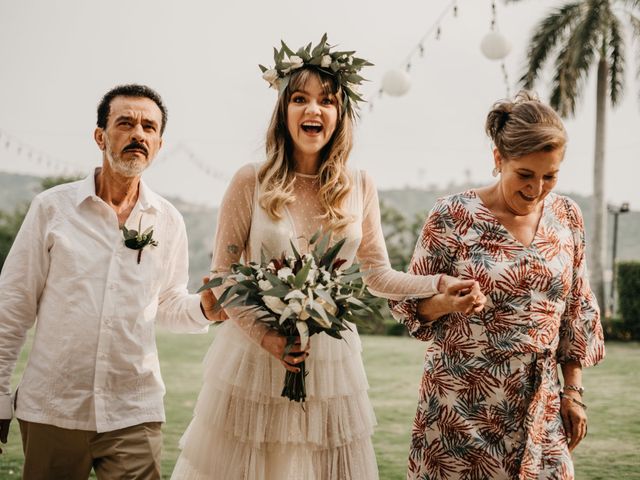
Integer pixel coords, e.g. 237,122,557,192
260,331,310,373
417,278,486,321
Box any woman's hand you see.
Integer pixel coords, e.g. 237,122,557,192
260,330,310,373
561,391,588,451
199,276,229,322
417,277,487,321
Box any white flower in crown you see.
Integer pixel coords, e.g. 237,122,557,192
262,69,280,89
321,55,332,68
288,55,304,70
258,279,272,291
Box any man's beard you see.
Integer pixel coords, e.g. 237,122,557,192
105,138,151,178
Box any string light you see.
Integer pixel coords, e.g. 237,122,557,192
366,0,460,112
366,0,514,114
480,0,512,97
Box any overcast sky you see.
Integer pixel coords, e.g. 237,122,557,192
0,0,638,209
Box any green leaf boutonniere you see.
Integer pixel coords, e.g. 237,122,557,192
121,216,159,264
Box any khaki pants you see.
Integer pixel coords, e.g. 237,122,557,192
18,419,162,480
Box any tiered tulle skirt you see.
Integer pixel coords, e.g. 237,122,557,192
171,321,379,480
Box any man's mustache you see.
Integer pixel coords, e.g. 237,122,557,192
122,142,148,157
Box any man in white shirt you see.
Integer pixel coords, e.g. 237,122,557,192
0,84,224,479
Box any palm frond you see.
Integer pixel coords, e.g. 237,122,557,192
519,2,585,89
608,12,626,106
550,42,580,116
618,0,640,11
628,13,640,103
549,0,607,116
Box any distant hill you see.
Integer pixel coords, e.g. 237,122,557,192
1,171,638,291
0,172,43,209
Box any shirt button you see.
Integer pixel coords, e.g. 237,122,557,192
109,283,116,290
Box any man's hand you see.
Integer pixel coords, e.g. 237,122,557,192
0,418,10,454
199,276,228,322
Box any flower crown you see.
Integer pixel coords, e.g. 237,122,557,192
259,33,373,119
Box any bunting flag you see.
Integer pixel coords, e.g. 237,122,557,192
0,128,83,176
154,142,230,183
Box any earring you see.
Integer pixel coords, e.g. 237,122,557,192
492,167,500,177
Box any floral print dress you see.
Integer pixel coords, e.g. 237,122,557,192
391,191,605,480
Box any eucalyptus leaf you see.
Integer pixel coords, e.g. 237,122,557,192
260,285,291,298
197,276,224,293
293,261,312,289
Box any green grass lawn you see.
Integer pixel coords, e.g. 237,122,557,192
2,333,639,479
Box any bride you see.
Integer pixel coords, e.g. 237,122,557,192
171,35,482,479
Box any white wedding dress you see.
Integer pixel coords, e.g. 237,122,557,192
171,164,439,480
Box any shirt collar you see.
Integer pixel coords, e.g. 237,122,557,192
137,178,163,213
75,167,163,213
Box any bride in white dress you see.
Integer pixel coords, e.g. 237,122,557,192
171,36,480,480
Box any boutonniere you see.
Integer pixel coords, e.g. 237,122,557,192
121,215,159,264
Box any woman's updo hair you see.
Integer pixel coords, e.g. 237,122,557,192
485,90,567,160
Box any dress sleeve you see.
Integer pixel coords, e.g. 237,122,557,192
556,198,605,367
210,164,270,345
389,197,457,340
356,171,440,301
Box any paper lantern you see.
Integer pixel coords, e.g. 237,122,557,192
480,31,511,60
382,69,411,97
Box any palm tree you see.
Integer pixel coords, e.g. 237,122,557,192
508,0,640,314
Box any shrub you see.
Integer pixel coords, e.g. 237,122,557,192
617,261,640,339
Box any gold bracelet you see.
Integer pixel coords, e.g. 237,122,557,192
560,391,587,409
563,384,585,395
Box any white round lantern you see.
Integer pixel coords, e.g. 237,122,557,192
480,31,512,60
382,69,411,97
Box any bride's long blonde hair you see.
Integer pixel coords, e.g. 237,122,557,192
258,68,354,232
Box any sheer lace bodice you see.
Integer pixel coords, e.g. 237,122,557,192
210,163,440,345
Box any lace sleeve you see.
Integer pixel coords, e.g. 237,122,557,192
210,164,269,345
356,171,440,301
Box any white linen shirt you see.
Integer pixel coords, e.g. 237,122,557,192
0,171,209,432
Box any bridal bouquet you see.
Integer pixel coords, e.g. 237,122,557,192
200,232,384,402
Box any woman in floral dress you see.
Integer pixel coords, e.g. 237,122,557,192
392,91,605,480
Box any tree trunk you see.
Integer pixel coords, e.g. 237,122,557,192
590,58,608,315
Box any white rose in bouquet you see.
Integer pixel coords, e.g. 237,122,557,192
263,295,287,314
278,267,293,281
